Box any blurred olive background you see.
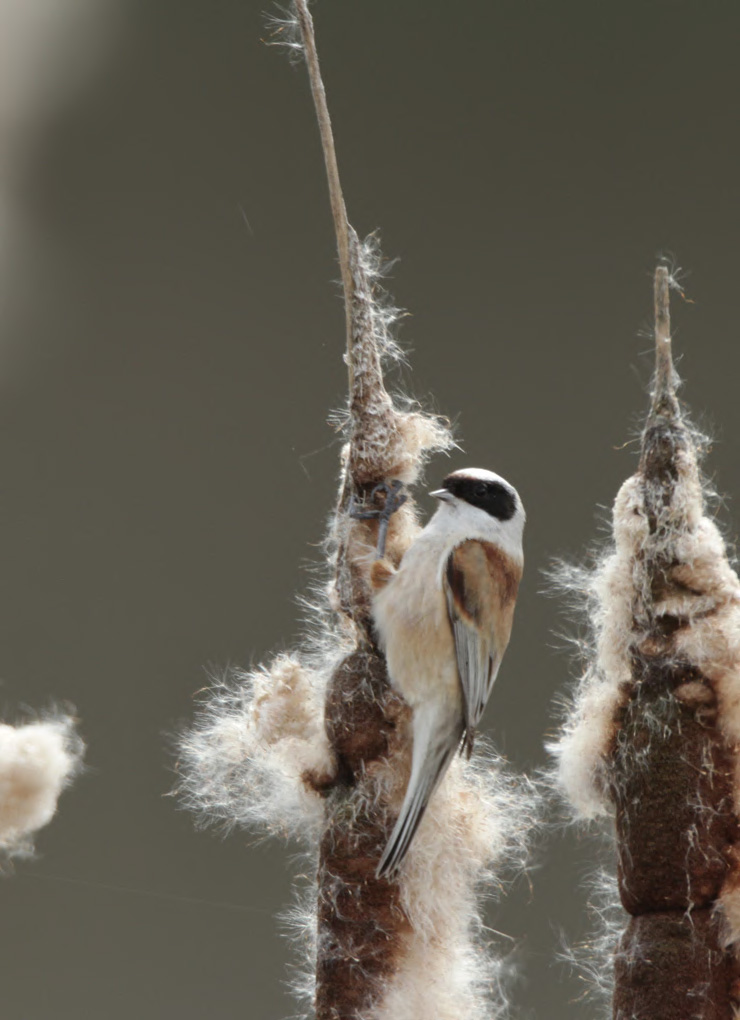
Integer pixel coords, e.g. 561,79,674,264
2,1,740,1017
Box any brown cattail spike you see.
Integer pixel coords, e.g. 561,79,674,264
552,265,740,1019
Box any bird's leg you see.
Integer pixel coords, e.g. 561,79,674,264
374,481,407,559
348,480,407,559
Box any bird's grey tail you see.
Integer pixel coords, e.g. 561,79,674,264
376,721,460,879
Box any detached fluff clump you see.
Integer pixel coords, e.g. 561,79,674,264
549,267,740,1017
0,714,83,859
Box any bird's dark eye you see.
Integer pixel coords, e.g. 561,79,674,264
474,483,488,497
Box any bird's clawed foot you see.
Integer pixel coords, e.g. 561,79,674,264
348,480,408,559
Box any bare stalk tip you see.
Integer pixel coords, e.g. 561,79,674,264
293,0,355,387
651,265,679,420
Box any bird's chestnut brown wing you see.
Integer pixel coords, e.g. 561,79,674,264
444,540,521,754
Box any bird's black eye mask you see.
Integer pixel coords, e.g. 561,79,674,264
442,476,517,521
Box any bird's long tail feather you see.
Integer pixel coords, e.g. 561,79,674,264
376,707,461,878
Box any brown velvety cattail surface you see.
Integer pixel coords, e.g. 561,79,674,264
551,267,740,1018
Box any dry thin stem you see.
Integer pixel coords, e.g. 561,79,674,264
293,0,355,390
650,266,679,423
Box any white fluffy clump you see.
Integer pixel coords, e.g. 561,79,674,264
0,715,83,858
273,744,536,1020
548,476,645,819
371,747,535,1020
178,654,336,843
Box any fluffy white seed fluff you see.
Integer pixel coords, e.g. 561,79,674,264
178,655,336,842
334,233,455,488
269,744,535,1020
0,715,83,858
557,864,622,1012
552,444,740,825
370,747,536,1020
549,476,644,819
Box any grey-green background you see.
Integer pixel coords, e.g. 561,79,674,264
3,2,740,1017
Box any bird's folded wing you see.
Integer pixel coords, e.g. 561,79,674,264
444,539,520,753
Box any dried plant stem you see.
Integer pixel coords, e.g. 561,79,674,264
609,268,740,1018
295,1,408,509
292,0,354,383
650,266,678,420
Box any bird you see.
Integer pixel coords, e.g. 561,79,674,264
365,467,525,878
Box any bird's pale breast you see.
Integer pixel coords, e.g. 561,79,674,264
372,536,461,713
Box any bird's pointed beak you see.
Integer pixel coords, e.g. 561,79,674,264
430,488,453,503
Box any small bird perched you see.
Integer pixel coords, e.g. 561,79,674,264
360,468,525,878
